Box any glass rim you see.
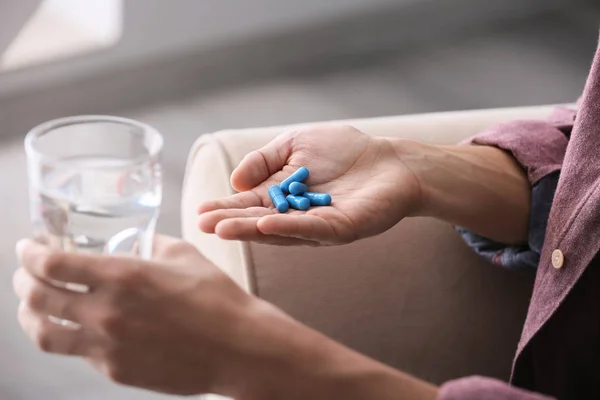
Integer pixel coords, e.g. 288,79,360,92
24,115,164,167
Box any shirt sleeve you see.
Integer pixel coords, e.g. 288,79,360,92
439,376,555,400
456,106,574,269
456,171,559,269
463,106,575,185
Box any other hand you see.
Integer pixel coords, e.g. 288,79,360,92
13,236,262,396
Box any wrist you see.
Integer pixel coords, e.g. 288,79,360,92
216,299,353,399
385,137,530,243
217,299,437,400
383,137,433,218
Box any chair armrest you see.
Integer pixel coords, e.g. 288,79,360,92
181,105,560,384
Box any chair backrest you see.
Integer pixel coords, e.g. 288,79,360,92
251,217,535,384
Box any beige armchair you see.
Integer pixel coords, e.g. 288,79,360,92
181,105,558,387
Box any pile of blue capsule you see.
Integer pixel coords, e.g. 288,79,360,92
268,167,332,213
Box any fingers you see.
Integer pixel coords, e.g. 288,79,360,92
257,214,347,243
18,302,89,356
230,132,294,192
199,207,275,233
214,217,272,240
16,239,114,286
198,191,263,214
215,217,319,246
13,268,85,324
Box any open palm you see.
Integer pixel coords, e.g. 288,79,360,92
198,125,421,246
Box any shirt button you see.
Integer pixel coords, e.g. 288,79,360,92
552,249,564,269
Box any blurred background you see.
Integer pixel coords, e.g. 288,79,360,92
0,0,599,399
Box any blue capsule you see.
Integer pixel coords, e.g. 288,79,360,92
288,182,308,195
280,167,309,193
286,195,310,211
268,185,289,213
304,192,332,206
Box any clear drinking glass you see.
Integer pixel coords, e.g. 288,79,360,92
25,116,163,260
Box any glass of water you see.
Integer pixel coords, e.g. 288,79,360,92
25,116,163,260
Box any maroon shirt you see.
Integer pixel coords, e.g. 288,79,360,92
439,33,600,399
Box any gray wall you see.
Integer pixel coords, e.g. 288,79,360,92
0,0,570,140
0,0,42,56
0,0,410,95
122,0,413,57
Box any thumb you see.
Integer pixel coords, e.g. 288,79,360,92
230,132,293,191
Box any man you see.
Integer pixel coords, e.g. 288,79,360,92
10,14,600,400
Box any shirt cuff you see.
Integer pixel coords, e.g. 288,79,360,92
457,171,559,269
462,107,574,185
439,376,555,400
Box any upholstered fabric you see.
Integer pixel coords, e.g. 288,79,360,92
182,105,564,384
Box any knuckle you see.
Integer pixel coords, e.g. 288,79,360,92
102,346,121,363
34,329,53,353
40,253,63,278
101,349,129,384
105,364,129,384
283,130,301,147
112,265,142,288
99,312,127,338
338,123,357,131
157,241,195,259
331,123,356,132
280,129,299,139
25,284,47,311
285,130,300,143
17,303,28,324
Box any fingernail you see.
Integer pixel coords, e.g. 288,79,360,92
15,239,28,259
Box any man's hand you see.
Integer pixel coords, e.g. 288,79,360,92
13,235,260,396
198,125,422,246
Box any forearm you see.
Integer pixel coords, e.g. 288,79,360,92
220,300,438,400
390,138,530,245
